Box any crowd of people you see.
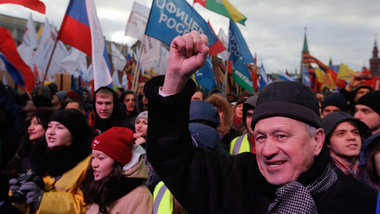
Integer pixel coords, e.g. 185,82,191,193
0,31,379,213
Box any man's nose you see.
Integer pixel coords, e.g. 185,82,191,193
262,139,279,158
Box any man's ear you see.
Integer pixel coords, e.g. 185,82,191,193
313,128,325,156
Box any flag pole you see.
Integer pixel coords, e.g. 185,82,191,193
39,38,59,94
132,35,146,91
224,51,231,95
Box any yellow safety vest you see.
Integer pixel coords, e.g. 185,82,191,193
153,181,173,214
230,134,253,155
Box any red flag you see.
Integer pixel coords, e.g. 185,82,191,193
0,27,35,92
0,0,45,14
194,0,206,7
248,64,258,92
207,21,225,56
227,60,233,75
362,67,380,90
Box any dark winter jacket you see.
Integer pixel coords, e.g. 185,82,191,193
145,76,377,214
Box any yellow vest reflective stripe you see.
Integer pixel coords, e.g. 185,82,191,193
230,134,251,155
153,181,173,214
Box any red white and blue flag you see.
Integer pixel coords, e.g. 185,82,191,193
57,0,112,90
0,27,35,92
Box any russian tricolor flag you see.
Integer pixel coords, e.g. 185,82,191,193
57,0,112,91
0,27,35,92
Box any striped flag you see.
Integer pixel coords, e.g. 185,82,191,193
57,0,112,91
194,0,246,25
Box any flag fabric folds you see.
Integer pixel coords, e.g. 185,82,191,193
23,13,38,50
217,27,228,61
145,0,218,47
302,67,311,87
34,18,68,82
207,21,225,56
232,68,253,93
278,73,296,82
111,43,126,72
228,19,254,78
194,56,217,93
125,1,150,41
194,0,246,25
0,0,46,14
60,47,87,77
17,13,38,71
57,0,112,91
259,62,267,89
338,63,356,80
0,52,25,86
0,27,35,92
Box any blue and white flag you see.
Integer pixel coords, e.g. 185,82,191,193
145,0,218,46
195,56,217,94
228,19,254,79
302,68,311,87
279,73,297,82
259,62,268,89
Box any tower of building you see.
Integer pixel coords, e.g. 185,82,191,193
370,35,380,77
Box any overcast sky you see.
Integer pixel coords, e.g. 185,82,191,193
0,0,379,74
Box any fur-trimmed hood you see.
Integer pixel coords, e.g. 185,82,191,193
122,145,148,179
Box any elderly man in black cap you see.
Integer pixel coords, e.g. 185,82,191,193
145,31,376,214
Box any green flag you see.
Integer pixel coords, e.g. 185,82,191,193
194,0,247,25
232,69,253,93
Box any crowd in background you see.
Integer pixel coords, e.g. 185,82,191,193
0,63,379,213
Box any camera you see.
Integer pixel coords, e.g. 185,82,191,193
10,171,44,204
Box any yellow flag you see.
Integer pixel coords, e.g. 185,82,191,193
338,63,356,80
221,0,247,24
322,71,336,90
314,67,324,83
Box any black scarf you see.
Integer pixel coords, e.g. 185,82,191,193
267,165,337,214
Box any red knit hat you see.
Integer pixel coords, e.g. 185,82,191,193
91,127,134,165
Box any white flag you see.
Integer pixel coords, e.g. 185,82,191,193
111,43,126,72
17,43,35,70
217,28,229,61
158,45,169,75
139,35,161,75
125,1,150,40
112,70,122,87
121,73,128,89
23,13,38,50
35,19,69,82
61,47,87,77
81,64,94,83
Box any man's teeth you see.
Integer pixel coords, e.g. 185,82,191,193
268,161,285,166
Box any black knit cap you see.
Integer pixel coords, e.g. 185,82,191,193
251,81,320,129
321,111,370,144
49,109,89,143
321,93,347,112
356,90,380,116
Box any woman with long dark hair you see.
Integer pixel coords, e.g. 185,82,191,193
81,127,152,214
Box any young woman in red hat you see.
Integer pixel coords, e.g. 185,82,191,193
81,126,152,214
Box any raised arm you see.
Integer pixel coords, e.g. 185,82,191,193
162,31,209,95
